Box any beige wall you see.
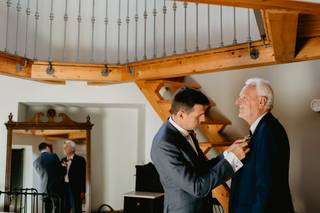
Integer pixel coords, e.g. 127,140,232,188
192,60,320,213
0,59,319,212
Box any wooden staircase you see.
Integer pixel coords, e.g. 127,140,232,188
136,79,233,212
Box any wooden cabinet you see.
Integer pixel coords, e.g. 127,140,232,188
123,191,164,213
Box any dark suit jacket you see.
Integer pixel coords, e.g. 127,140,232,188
151,120,234,213
33,152,64,195
229,112,294,213
62,154,86,194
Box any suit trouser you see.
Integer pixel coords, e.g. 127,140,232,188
63,183,82,213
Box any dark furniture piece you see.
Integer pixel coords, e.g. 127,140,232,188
123,163,164,213
123,191,164,213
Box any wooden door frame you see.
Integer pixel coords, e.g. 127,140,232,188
4,108,93,212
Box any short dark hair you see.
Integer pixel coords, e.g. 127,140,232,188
38,142,49,151
171,87,210,114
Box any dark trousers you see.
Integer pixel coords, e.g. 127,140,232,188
44,194,62,213
63,183,82,213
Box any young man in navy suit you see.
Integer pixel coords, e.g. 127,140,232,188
34,142,64,212
229,78,294,213
151,87,249,213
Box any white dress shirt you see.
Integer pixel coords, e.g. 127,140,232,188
64,154,74,183
169,117,198,155
250,112,268,134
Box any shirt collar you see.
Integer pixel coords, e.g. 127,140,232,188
250,112,268,134
67,154,75,160
41,150,49,154
169,117,189,137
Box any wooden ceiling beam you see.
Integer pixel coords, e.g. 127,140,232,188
132,41,276,80
1,36,320,84
265,10,299,62
180,0,320,15
31,61,134,83
0,51,32,78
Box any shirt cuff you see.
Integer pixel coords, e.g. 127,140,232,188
223,151,243,172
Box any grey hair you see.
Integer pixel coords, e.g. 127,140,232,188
245,78,274,110
64,140,76,151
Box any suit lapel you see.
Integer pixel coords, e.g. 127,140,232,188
250,112,274,151
166,121,201,163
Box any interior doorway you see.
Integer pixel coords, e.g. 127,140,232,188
11,148,24,190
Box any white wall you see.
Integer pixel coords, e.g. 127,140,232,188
0,59,320,212
191,60,320,213
0,78,162,210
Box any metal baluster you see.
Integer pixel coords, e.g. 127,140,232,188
126,0,130,63
76,0,81,61
15,0,21,55
183,2,188,52
247,8,252,42
207,4,211,49
5,0,12,52
63,0,68,61
104,0,109,63
143,0,147,60
195,3,199,51
162,0,167,56
173,0,177,55
117,0,122,64
91,0,96,62
48,0,54,61
220,5,224,47
34,0,39,59
153,0,157,58
24,0,31,57
233,7,237,44
134,0,138,61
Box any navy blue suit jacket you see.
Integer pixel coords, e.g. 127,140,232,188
151,120,234,213
229,112,294,213
33,152,64,195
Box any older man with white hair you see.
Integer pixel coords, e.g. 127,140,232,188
61,140,86,213
229,78,294,213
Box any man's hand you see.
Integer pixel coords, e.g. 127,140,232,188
226,139,250,160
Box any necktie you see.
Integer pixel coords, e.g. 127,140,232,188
187,130,199,155
244,131,252,143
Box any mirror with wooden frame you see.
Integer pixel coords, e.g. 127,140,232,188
4,108,93,212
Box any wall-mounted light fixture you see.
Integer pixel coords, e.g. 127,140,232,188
310,99,320,112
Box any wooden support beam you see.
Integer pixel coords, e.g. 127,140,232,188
1,36,320,84
132,41,275,80
180,0,320,15
0,51,32,78
31,61,133,83
265,10,299,62
136,80,171,121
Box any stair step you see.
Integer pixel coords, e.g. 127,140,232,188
201,117,231,126
145,80,202,95
157,100,172,111
145,79,201,89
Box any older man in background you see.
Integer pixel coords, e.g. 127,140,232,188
229,78,294,213
61,140,86,213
